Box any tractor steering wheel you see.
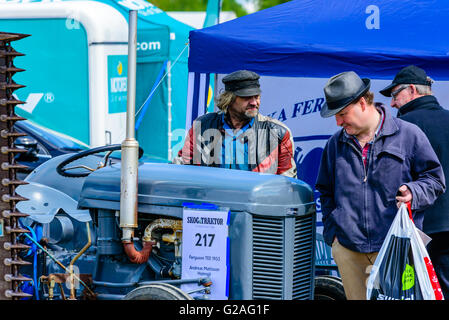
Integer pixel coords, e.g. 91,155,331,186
56,144,143,178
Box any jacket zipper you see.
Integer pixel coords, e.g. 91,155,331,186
366,142,376,251
347,142,367,182
347,140,370,250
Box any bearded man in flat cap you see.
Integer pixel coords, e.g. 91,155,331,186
174,70,296,178
315,71,445,300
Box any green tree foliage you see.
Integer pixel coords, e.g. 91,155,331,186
222,0,248,17
149,0,248,17
257,0,290,10
150,0,205,11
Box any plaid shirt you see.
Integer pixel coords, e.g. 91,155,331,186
348,108,385,174
221,113,255,170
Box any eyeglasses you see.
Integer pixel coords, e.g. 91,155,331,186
391,85,409,100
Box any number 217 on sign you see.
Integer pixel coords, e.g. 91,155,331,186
194,233,215,247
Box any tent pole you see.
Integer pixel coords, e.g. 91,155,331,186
167,60,172,161
213,73,218,112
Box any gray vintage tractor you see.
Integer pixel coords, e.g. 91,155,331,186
15,146,316,300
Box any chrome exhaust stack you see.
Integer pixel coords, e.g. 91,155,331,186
120,10,139,242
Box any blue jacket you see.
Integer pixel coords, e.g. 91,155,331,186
315,105,445,253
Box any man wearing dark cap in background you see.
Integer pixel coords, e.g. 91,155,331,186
174,70,297,178
381,65,449,298
315,71,445,299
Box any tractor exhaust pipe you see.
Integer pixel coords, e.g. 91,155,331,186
120,10,139,243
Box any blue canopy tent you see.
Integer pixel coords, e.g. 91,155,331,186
186,0,449,139
186,0,449,230
188,0,449,78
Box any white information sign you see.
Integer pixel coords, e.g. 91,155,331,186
181,207,230,300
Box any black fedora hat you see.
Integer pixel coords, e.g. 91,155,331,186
320,71,371,118
379,65,430,97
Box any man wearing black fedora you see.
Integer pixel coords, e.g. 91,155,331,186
381,65,449,299
315,71,445,300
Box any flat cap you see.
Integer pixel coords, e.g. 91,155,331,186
222,70,261,97
380,65,432,97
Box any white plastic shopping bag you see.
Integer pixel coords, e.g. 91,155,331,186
366,203,444,300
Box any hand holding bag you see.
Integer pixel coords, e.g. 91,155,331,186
366,203,444,300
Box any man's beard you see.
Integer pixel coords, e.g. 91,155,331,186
244,108,259,119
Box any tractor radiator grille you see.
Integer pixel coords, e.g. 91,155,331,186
252,216,284,299
252,214,314,300
292,214,314,299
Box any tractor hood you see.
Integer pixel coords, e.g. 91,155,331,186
78,162,314,218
